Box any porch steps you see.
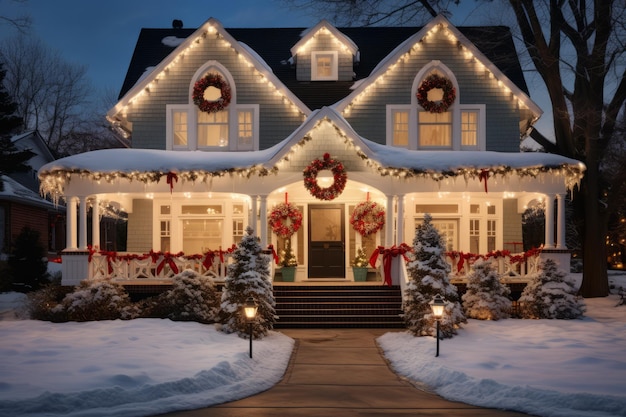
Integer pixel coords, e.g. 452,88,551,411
273,284,405,329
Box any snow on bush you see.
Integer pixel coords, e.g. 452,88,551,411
26,282,73,321
462,258,512,320
519,258,586,319
147,269,220,323
403,214,466,338
57,279,137,321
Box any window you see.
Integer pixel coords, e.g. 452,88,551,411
160,221,171,252
469,219,480,253
487,219,496,252
172,111,188,147
415,217,459,251
182,219,223,254
392,110,409,147
236,106,259,151
311,51,338,81
461,110,478,147
198,110,229,148
418,111,452,148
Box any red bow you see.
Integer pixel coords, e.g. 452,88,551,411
479,169,490,193
202,250,214,270
267,244,279,264
370,244,411,286
166,172,178,193
157,252,179,275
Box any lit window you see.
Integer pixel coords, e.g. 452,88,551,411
487,219,496,252
392,110,409,147
198,110,229,147
470,219,480,253
237,110,253,150
173,111,187,146
418,111,452,148
461,110,478,147
311,51,338,81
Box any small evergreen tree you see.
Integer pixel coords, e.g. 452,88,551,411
403,213,465,337
519,258,585,319
462,259,512,320
8,226,49,292
220,226,276,338
279,238,297,267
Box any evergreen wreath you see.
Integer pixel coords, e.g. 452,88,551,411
269,202,303,238
303,153,347,201
192,73,232,113
416,74,456,113
350,201,385,236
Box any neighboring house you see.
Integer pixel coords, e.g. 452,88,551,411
1,131,64,256
39,15,584,286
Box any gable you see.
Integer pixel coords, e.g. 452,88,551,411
116,20,531,111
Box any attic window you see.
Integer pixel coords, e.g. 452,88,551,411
311,51,338,81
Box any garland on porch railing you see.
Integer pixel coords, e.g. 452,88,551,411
366,244,544,284
445,247,543,274
87,244,239,276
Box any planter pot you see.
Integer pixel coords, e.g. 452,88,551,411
281,267,296,282
352,267,368,282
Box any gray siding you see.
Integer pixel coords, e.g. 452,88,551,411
344,32,521,151
127,35,306,150
127,199,153,253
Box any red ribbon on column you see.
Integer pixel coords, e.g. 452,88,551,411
369,244,412,286
166,172,178,193
479,169,490,193
267,244,279,264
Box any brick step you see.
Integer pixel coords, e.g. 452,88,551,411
273,284,404,329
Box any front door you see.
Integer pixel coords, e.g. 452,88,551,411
308,204,345,278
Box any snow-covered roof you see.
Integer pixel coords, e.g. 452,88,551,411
0,175,55,209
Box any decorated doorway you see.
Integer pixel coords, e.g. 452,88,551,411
308,204,345,278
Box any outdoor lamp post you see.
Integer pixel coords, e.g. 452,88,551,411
244,297,258,358
430,294,445,357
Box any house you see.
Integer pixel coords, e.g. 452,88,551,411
38,15,584,287
1,131,64,257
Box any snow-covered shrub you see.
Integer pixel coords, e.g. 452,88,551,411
462,259,511,320
148,269,220,323
519,258,585,319
58,279,137,321
26,282,72,322
220,226,276,338
403,214,466,338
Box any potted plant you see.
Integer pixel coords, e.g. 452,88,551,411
279,239,297,282
351,247,369,282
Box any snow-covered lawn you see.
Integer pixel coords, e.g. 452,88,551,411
0,272,624,417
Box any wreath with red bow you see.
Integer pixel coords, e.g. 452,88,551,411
269,202,303,238
303,153,347,201
350,201,385,236
192,73,231,113
416,74,456,113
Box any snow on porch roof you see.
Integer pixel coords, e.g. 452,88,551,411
39,137,585,198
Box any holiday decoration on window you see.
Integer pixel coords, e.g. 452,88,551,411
303,153,347,200
350,200,385,236
416,74,456,113
192,73,231,113
269,202,303,238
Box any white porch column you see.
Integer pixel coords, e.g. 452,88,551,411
78,196,88,250
91,197,100,250
556,193,566,249
250,195,258,233
259,195,268,247
385,195,394,247
544,195,555,248
66,196,77,250
396,195,405,245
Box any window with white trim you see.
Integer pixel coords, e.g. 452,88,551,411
198,110,229,148
392,109,409,147
418,111,452,148
311,51,338,81
236,105,259,151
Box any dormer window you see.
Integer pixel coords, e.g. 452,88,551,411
312,51,338,81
